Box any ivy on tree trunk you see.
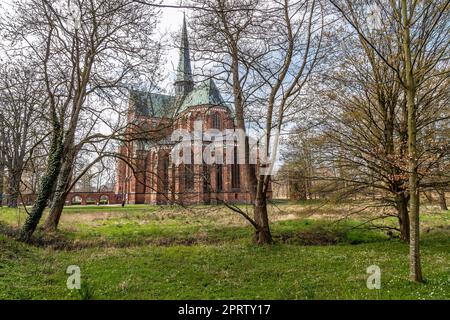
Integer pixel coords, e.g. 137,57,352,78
20,129,64,242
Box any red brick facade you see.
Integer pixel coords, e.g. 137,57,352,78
115,18,271,205
115,105,261,205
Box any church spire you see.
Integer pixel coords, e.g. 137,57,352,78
175,14,194,97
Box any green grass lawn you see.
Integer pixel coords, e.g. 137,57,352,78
0,203,449,300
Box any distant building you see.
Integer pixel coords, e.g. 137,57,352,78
115,17,267,205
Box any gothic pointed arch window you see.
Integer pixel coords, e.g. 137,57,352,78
212,112,221,130
202,163,210,193
162,154,169,193
185,150,195,191
231,146,240,189
216,164,223,191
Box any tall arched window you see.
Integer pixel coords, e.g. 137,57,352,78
202,164,210,193
216,164,223,191
231,146,240,189
212,112,221,129
162,155,169,193
185,151,195,191
185,164,195,190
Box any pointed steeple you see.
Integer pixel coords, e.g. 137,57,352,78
175,14,194,97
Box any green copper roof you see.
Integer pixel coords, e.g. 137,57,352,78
130,90,176,118
178,79,227,112
175,14,193,84
131,79,230,118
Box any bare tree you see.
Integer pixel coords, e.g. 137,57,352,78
0,0,163,241
329,0,449,282
0,130,4,207
190,0,325,244
0,62,46,208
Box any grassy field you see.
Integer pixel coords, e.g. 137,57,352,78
0,201,449,300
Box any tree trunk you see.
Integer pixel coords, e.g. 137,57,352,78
402,0,423,283
254,192,272,245
19,130,64,242
7,171,21,208
408,157,422,282
0,161,4,207
437,190,447,211
43,156,74,232
253,164,273,245
396,193,410,242
42,191,67,232
230,51,269,243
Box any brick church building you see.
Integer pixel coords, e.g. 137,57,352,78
115,17,266,205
